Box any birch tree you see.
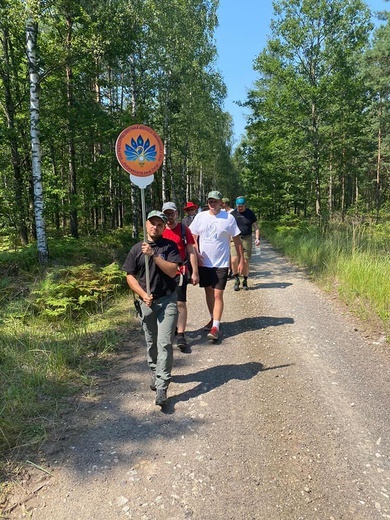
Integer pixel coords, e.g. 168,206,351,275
26,0,48,264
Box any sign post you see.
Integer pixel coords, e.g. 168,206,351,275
115,124,164,295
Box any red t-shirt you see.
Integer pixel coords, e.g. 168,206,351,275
163,223,195,273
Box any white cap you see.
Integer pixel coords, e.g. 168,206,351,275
162,202,177,212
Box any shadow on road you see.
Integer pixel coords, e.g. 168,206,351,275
187,316,294,347
163,361,292,414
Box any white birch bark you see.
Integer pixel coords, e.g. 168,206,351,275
26,5,48,264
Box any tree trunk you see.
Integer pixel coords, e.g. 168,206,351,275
0,25,29,245
66,14,78,238
26,8,48,264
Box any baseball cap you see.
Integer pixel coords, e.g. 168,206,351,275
162,201,177,212
236,196,246,205
222,198,230,204
147,210,167,223
207,191,223,200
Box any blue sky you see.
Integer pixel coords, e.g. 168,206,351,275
214,0,389,147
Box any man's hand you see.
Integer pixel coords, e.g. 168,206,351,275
142,293,154,306
141,242,153,256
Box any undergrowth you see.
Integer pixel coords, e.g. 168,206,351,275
0,228,138,490
261,218,389,339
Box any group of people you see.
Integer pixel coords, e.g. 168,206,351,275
122,191,260,407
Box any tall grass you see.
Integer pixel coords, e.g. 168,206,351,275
0,229,138,488
261,219,389,338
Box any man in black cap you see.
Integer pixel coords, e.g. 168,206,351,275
122,210,181,407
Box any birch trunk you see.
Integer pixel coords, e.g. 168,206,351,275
26,6,48,264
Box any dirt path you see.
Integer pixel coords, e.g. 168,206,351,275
4,241,390,520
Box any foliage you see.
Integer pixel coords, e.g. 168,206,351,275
0,231,137,465
0,0,236,249
30,263,125,318
238,0,389,222
261,218,390,337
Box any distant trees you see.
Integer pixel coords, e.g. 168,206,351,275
0,0,236,254
239,0,389,222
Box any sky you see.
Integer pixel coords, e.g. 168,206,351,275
214,0,389,148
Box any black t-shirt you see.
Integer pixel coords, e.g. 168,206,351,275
122,238,181,298
231,208,257,236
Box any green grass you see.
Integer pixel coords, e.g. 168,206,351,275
261,219,389,339
0,229,138,492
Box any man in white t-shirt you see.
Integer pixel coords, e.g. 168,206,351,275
190,191,244,341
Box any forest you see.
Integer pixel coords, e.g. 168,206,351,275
1,0,389,260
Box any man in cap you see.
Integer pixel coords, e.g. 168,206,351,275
190,191,244,341
122,210,181,407
182,201,199,228
221,198,233,213
231,196,260,291
162,202,199,352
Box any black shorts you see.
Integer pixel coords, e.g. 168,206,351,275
199,267,229,290
176,274,188,302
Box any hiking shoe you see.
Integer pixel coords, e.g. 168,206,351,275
204,319,213,330
207,327,219,341
242,280,248,290
155,388,168,406
150,372,156,391
234,278,240,291
176,335,188,352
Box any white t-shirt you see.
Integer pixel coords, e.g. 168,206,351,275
190,210,241,268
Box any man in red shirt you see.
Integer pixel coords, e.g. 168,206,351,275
162,202,200,351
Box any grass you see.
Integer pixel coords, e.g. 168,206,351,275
0,228,138,495
261,218,390,340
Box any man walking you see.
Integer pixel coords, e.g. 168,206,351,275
190,191,244,341
162,202,199,352
122,210,181,407
231,196,260,291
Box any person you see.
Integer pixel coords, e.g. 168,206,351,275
230,196,260,291
122,210,181,407
190,191,244,341
222,197,233,213
182,201,199,228
162,202,199,352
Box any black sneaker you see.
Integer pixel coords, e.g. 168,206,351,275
155,388,167,406
234,278,240,291
176,335,188,352
242,280,248,290
150,372,156,391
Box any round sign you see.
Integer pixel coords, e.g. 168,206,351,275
115,124,164,177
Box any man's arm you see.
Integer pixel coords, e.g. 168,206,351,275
126,274,151,304
232,235,245,274
186,243,199,285
253,221,260,245
142,241,178,278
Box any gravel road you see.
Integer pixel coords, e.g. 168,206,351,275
4,240,389,520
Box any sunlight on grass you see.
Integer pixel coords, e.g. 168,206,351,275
262,219,389,338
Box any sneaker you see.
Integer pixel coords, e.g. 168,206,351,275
204,319,213,330
242,280,248,290
150,372,156,391
207,326,219,341
155,388,167,406
176,335,188,352
234,278,240,291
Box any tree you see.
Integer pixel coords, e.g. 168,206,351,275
26,0,48,263
243,0,372,220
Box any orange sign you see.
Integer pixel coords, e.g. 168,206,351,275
115,124,164,177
